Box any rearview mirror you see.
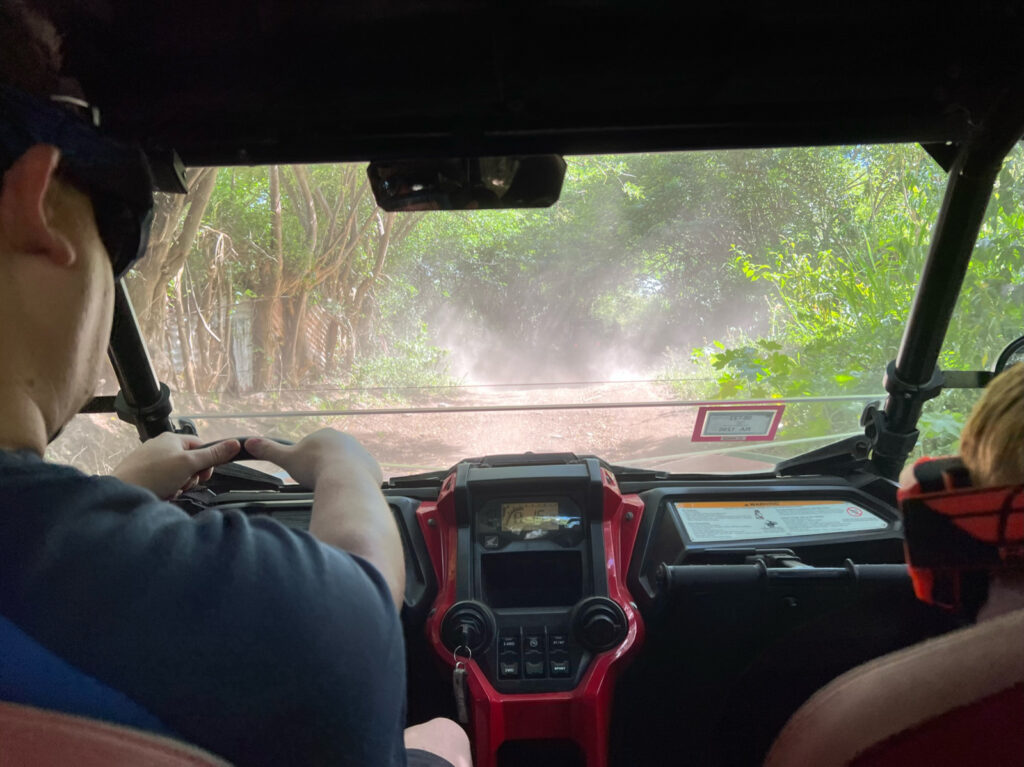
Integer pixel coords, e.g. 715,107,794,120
367,155,567,211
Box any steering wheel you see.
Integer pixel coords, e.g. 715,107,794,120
200,436,294,463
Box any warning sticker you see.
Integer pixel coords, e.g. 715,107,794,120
692,404,785,442
673,500,888,542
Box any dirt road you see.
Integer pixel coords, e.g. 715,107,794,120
58,380,783,478
258,380,778,477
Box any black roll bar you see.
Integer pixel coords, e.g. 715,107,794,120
107,281,175,440
872,87,1024,480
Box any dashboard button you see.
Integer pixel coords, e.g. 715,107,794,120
524,634,543,652
524,660,545,678
548,634,568,651
550,659,571,677
499,661,521,678
499,635,520,653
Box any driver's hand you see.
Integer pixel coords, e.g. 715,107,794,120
245,429,382,489
899,464,917,489
112,433,241,500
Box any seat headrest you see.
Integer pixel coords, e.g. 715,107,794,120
898,456,1024,613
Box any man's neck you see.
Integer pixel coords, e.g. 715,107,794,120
0,381,50,455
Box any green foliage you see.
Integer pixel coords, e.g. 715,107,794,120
917,409,965,455
347,324,457,400
691,144,1024,455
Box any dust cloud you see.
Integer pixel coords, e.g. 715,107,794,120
425,305,661,385
410,154,773,388
422,284,767,387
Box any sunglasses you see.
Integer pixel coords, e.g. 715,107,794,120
0,85,154,279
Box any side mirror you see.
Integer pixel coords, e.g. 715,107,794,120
994,335,1024,374
367,155,567,211
920,336,1023,394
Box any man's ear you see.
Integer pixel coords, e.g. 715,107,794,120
0,144,74,268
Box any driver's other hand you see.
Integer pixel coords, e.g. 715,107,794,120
898,462,918,489
245,429,382,489
112,433,241,500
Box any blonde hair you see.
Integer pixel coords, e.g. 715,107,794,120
960,362,1024,487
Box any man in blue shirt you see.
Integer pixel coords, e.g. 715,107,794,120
0,2,469,765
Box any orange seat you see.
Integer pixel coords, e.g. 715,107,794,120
0,701,230,766
764,607,1024,767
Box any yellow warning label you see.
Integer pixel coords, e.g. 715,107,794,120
673,500,887,542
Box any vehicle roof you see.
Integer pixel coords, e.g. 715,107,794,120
50,1,1024,165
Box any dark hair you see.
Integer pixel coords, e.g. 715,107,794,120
0,0,62,94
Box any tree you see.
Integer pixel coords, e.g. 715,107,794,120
126,164,421,395
693,143,1024,450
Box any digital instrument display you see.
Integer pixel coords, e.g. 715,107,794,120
476,497,584,545
501,501,564,532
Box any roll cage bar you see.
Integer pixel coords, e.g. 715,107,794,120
91,89,1024,482
869,89,1024,479
82,286,182,439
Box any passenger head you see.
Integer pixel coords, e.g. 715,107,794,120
0,1,117,453
960,362,1024,488
960,362,1024,619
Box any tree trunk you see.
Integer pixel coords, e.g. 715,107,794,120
173,268,197,393
252,166,285,391
128,168,219,363
352,212,396,331
283,290,311,385
324,316,340,377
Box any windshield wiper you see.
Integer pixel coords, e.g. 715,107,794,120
386,470,451,489
605,464,670,481
387,452,590,487
612,466,783,483
774,433,873,477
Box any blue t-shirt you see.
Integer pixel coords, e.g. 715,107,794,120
0,450,408,766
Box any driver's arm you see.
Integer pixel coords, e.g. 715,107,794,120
245,429,406,609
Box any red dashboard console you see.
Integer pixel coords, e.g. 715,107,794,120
418,462,645,767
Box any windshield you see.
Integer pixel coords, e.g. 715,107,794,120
50,145,1024,479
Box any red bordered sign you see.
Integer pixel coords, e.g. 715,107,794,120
692,403,785,442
